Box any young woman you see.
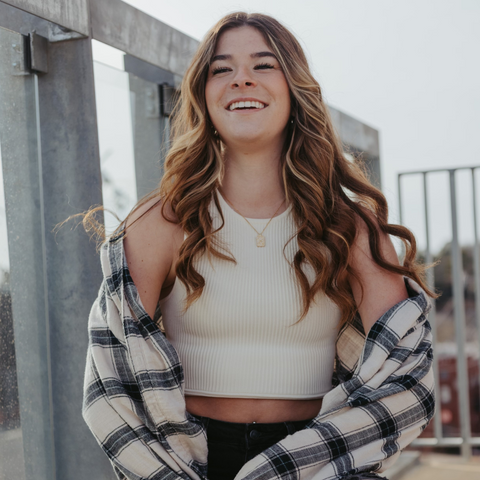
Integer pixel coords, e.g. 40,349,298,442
82,12,436,480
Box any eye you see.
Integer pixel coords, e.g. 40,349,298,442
211,63,275,75
254,63,275,70
211,66,230,75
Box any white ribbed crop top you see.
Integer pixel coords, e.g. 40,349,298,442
159,191,342,399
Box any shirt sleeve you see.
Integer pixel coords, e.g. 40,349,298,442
82,237,211,480
82,287,193,480
235,279,435,480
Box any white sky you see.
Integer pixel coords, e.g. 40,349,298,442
121,0,480,255
93,62,138,234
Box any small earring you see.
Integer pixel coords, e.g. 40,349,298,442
209,121,219,136
290,117,295,124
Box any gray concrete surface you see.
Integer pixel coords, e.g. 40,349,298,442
383,451,421,480
395,453,480,480
1,0,89,35
0,428,26,480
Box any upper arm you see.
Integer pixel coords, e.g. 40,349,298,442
123,198,181,319
347,213,408,334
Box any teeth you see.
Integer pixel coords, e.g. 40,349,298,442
228,101,266,110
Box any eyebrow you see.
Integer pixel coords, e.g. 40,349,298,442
210,51,277,64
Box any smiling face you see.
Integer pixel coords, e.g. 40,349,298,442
205,26,291,153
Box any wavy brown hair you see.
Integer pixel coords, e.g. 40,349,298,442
81,11,438,324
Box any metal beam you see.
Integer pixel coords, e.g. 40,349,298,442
0,2,83,42
413,437,480,447
90,0,199,77
0,0,89,36
399,165,480,176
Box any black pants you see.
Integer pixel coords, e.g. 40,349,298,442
192,414,388,480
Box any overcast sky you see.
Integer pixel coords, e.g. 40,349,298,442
120,0,479,255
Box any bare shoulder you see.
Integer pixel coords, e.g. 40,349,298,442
348,210,408,333
350,210,399,267
123,197,183,319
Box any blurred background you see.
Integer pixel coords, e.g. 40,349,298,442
0,1,479,479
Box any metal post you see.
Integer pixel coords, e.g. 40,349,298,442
470,168,480,423
36,36,115,479
423,173,442,440
124,54,174,200
0,27,54,480
449,170,472,460
397,173,405,262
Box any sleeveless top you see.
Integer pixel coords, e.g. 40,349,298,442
159,191,342,399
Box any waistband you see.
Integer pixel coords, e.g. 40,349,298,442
190,413,313,437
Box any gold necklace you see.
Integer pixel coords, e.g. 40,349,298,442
219,190,286,247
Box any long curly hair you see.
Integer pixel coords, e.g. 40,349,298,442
82,11,438,324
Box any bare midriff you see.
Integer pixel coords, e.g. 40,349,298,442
185,395,323,423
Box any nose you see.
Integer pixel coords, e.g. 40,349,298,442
231,66,256,88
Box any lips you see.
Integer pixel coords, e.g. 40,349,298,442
225,98,268,110
228,101,265,111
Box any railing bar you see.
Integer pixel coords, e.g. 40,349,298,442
471,168,480,411
399,165,480,176
397,173,405,262
412,437,480,446
449,170,472,460
423,172,442,440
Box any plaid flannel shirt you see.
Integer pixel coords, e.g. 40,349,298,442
82,232,435,480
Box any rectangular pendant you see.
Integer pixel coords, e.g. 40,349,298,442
256,234,265,247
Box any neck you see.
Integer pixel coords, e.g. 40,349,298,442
219,147,286,217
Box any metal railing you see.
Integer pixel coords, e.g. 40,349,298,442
398,165,480,459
